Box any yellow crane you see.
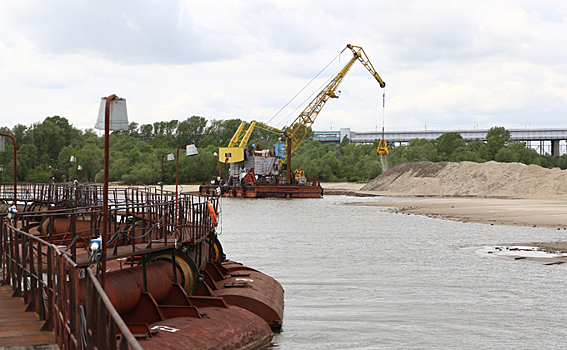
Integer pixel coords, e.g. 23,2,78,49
219,44,386,178
280,44,385,162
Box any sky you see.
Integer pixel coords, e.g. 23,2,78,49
1,0,567,134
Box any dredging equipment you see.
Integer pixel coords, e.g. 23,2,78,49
200,44,385,198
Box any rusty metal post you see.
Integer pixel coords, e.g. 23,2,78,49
70,155,79,182
175,144,187,241
43,242,54,331
0,222,4,285
85,270,94,349
101,94,118,290
28,234,36,312
142,254,147,293
37,239,45,321
171,247,177,284
13,225,21,295
69,259,78,350
9,227,15,287
286,135,292,184
21,232,27,302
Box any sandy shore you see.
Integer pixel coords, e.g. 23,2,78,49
317,183,567,229
351,197,567,229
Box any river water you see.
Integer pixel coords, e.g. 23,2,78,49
215,195,567,349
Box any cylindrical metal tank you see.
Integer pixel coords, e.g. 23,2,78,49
79,261,178,314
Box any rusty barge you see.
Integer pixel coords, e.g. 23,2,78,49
199,138,323,198
0,183,283,349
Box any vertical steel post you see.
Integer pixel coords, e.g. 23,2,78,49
175,144,190,241
286,135,292,184
101,94,118,290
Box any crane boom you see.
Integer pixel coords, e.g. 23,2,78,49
280,44,385,166
218,44,386,180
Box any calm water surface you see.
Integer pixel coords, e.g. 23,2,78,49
215,195,567,349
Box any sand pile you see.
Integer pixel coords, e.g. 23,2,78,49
361,161,567,198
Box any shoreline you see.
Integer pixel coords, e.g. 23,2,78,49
134,183,567,230
117,182,567,255
320,183,567,229
348,197,567,229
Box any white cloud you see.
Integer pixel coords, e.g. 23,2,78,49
0,0,567,133
0,0,239,64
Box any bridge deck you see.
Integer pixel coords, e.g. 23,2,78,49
0,284,57,348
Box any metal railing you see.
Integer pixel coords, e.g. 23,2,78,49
5,185,215,258
0,184,217,350
1,221,143,350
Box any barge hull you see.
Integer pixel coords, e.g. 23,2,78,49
200,184,322,198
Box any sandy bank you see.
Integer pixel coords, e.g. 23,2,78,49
347,197,567,229
326,161,567,230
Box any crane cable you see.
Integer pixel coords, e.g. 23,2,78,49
382,88,386,140
276,64,345,130
266,48,347,127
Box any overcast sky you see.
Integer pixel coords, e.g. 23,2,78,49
1,0,566,133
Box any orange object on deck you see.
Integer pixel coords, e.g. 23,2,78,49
207,200,218,226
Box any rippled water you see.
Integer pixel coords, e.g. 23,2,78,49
215,195,567,349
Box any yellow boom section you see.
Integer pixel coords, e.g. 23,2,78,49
221,121,283,163
280,44,386,168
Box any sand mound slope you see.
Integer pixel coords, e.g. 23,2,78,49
361,161,567,198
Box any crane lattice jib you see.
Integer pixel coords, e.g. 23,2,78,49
227,121,248,148
228,121,283,149
348,45,386,89
252,122,284,137
280,44,386,168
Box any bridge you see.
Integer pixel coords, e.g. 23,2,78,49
313,128,567,156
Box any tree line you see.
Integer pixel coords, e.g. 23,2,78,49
386,126,567,170
1,117,566,185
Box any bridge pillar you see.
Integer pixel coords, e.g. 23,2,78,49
551,140,560,157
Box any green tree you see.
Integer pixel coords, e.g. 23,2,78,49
177,116,207,146
435,132,465,161
32,119,66,163
485,126,511,160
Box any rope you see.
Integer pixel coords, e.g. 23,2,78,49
382,88,386,140
64,236,90,252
